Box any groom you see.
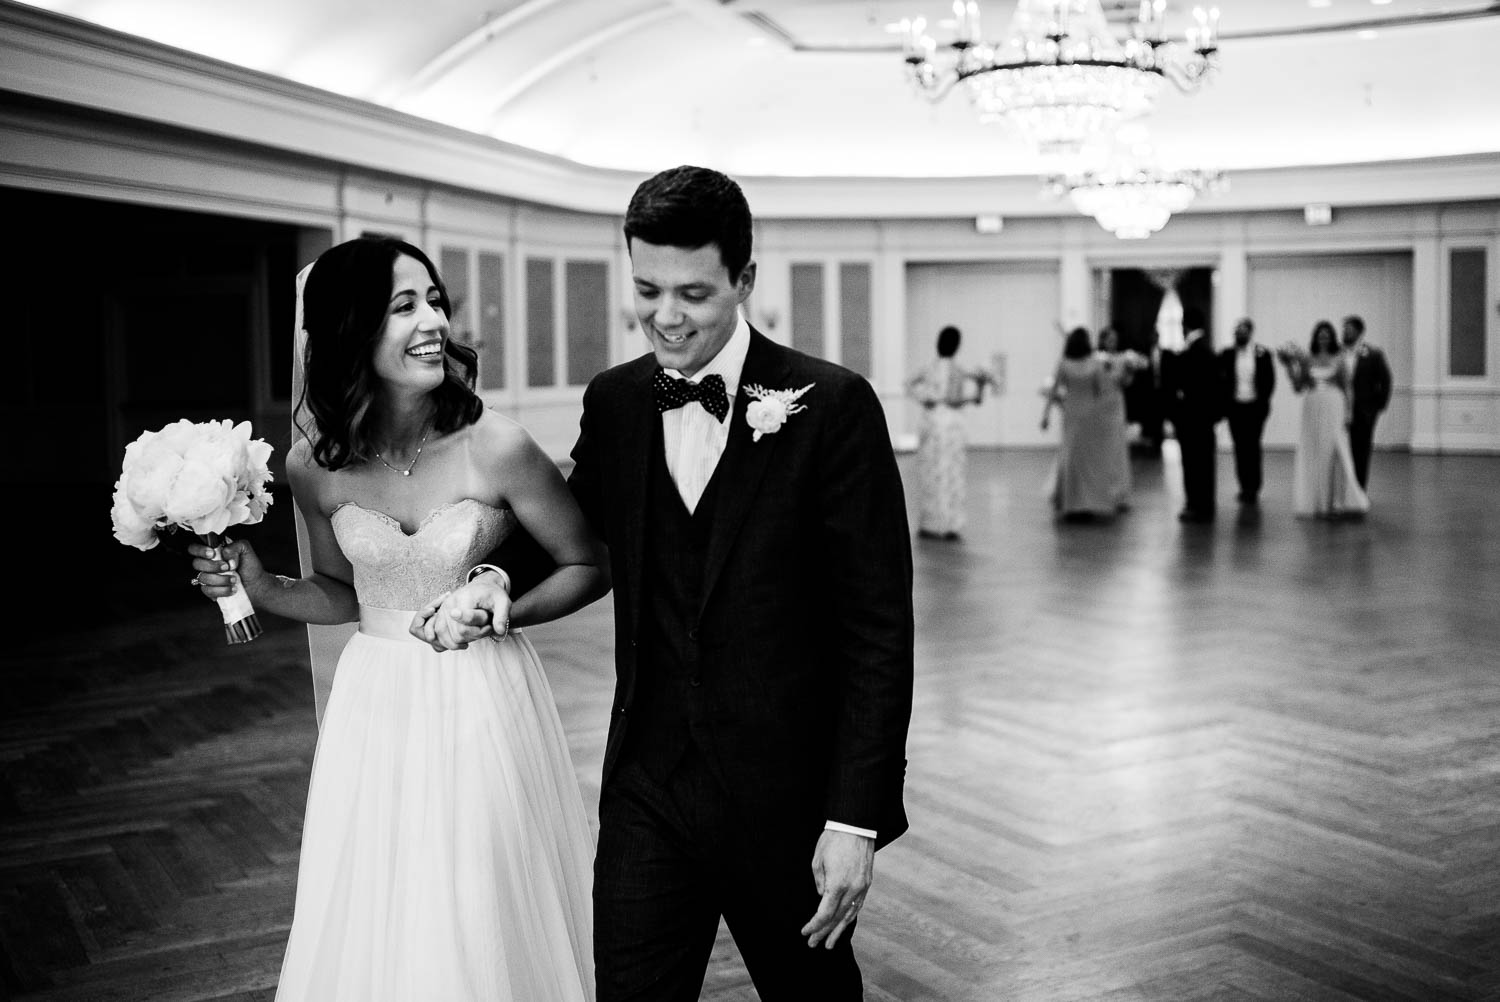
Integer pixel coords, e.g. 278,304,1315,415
440,165,914,1000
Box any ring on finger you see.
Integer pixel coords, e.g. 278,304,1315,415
190,577,202,587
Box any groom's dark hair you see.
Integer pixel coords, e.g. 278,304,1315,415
624,165,753,282
298,236,482,471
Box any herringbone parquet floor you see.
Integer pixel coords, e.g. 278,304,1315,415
3,449,1497,1001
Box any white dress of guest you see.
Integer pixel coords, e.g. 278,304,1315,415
1292,355,1370,518
909,357,982,537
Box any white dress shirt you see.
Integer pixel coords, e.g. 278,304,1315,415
661,314,750,513
660,315,877,843
1235,345,1257,403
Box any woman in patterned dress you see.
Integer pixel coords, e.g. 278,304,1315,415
907,325,994,540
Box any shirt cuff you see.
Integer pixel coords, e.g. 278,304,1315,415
824,821,877,840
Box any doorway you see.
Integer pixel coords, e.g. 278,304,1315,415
1094,266,1214,449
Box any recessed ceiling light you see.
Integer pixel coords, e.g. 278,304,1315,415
746,36,768,46
1357,28,1379,38
1371,0,1392,5
1309,0,1332,7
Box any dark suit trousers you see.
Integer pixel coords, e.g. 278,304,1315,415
595,746,861,1002
1226,403,1267,500
1176,420,1217,516
1349,413,1377,489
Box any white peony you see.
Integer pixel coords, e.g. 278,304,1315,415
110,475,159,550
153,418,203,455
125,440,184,520
165,459,237,535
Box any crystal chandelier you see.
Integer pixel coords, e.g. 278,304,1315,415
900,0,1220,155
1047,149,1225,239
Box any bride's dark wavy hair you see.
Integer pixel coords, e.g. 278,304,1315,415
296,237,483,470
1308,320,1339,355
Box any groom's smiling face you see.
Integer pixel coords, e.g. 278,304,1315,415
630,238,755,378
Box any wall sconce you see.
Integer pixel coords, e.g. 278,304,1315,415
620,307,638,332
756,308,781,332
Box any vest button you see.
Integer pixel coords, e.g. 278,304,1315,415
688,628,698,641
689,675,701,687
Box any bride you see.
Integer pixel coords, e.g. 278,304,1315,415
1280,319,1370,520
189,236,608,1000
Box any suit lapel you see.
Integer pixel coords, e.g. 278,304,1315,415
620,363,657,640
699,332,791,612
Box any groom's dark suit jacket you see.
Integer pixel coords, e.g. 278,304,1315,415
567,330,914,848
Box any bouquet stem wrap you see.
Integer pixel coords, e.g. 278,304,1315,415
200,532,263,645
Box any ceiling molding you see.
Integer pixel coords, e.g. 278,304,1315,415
751,3,1500,54
380,0,571,105
481,6,678,122
1217,4,1500,42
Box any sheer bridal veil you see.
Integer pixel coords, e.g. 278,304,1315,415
291,263,353,725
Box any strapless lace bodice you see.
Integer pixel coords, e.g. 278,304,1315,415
331,499,515,610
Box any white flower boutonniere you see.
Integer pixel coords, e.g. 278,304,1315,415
743,382,814,442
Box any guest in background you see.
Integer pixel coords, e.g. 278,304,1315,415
1219,317,1276,506
1041,326,1134,519
908,325,995,540
1160,307,1221,523
1095,327,1147,506
1278,321,1369,519
1342,315,1392,491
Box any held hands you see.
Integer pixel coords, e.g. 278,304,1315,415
800,830,874,950
407,574,512,653
189,538,266,602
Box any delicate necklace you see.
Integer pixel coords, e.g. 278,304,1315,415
374,428,430,477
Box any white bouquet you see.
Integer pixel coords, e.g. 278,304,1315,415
111,419,275,644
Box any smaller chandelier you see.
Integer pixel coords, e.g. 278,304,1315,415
900,0,1221,155
1049,160,1226,239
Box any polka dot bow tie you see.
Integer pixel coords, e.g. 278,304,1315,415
653,369,729,422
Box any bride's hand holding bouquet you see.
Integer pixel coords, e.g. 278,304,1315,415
110,418,275,643
1275,341,1313,390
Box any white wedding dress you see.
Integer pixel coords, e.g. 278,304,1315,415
1293,362,1370,518
275,498,594,1001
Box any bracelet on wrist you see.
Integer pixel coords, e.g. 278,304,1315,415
467,563,511,594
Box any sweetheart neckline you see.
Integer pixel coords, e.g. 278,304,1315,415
332,498,510,538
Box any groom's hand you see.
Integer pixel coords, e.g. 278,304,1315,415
801,830,874,950
408,578,512,651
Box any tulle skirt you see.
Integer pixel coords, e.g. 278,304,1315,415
276,609,595,1002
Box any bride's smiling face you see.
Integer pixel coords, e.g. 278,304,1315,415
372,254,450,393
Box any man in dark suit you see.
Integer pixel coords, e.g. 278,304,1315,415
432,166,915,1000
1161,307,1222,522
1218,317,1275,505
1342,314,1392,490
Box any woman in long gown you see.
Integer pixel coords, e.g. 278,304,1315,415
1095,327,1147,505
906,325,994,539
190,237,608,1001
1041,327,1136,518
1279,320,1370,519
